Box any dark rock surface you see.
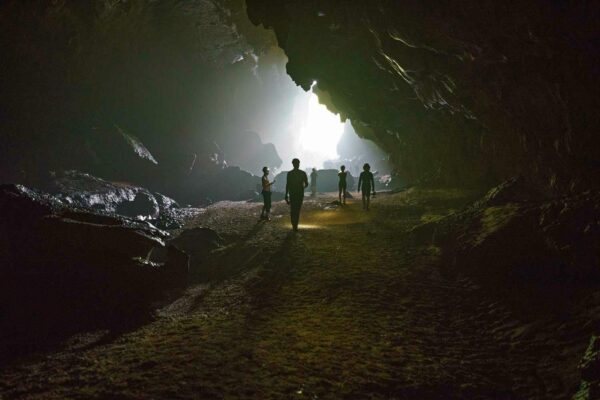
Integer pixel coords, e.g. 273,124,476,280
116,192,160,220
575,335,600,400
411,181,600,286
0,184,189,361
170,228,225,281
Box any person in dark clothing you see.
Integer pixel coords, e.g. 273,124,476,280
285,158,308,231
357,163,376,210
338,165,348,204
310,168,318,197
260,166,275,220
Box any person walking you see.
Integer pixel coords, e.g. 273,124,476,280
310,168,318,197
338,165,348,205
260,166,275,220
357,163,376,210
285,158,308,231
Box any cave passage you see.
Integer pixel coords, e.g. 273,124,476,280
2,189,595,399
1,0,600,399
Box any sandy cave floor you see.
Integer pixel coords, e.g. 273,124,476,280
0,189,597,399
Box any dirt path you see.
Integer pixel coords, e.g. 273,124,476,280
0,191,591,399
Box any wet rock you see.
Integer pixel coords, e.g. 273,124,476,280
155,192,180,210
52,170,147,214
48,170,187,227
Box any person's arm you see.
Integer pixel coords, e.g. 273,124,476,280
303,172,308,189
371,173,375,194
357,173,362,192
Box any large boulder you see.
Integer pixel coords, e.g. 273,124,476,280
0,184,189,360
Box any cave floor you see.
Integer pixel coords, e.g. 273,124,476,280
0,189,591,399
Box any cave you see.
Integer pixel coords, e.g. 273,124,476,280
1,1,599,398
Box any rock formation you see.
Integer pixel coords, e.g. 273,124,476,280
0,184,189,360
246,0,600,193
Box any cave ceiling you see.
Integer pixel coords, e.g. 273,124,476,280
1,0,599,194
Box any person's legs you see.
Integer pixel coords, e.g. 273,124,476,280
338,185,343,203
341,183,347,204
362,191,366,209
261,191,267,218
290,194,303,230
366,193,371,210
265,191,272,219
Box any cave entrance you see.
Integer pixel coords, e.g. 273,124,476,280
293,83,346,169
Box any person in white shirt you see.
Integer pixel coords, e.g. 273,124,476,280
260,166,275,220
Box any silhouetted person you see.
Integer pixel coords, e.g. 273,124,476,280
338,165,348,204
310,168,318,197
260,166,275,220
358,163,375,210
285,158,308,231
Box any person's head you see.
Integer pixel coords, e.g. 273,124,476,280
262,166,269,175
312,167,317,172
292,158,300,169
340,165,346,172
363,163,370,171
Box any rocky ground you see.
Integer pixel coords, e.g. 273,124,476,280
1,189,598,399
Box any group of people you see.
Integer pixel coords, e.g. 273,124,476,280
336,164,376,209
260,159,377,231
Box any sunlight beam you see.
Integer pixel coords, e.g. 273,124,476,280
298,89,345,166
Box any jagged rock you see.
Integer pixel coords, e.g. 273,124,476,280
49,170,187,226
155,192,180,210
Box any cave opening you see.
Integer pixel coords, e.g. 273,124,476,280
295,82,346,169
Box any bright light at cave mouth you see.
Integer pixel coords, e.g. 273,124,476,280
299,91,345,163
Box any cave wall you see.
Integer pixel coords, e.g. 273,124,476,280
246,0,600,193
0,0,291,186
